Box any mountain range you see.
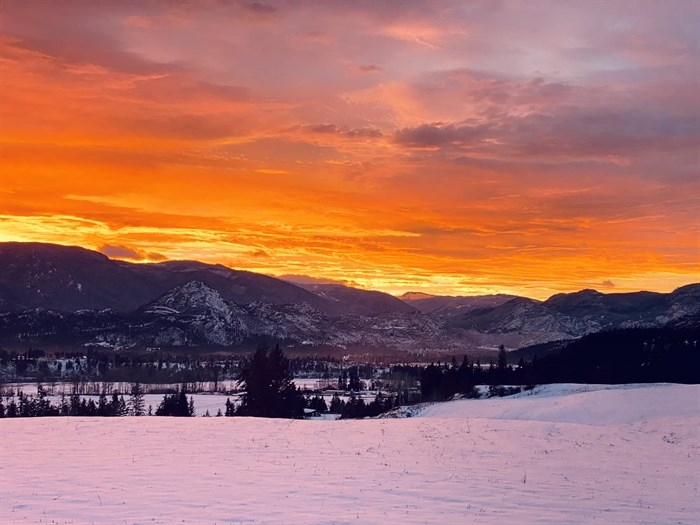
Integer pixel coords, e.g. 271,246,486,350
1,242,698,356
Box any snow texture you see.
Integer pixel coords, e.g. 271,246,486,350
1,384,698,524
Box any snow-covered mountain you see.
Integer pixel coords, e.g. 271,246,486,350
140,281,248,346
456,297,593,337
0,242,698,354
0,242,336,315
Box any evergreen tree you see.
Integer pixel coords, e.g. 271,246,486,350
329,393,345,414
6,397,17,417
225,398,235,417
83,398,98,415
307,395,328,413
70,391,81,416
497,344,508,370
236,345,306,418
97,391,109,416
117,395,127,416
341,395,366,419
35,385,58,416
59,393,70,416
348,366,362,391
420,363,443,401
155,387,193,417
366,392,394,417
109,393,122,416
129,382,145,416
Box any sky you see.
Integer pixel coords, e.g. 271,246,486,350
1,0,698,299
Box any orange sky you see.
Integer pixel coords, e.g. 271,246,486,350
1,1,698,299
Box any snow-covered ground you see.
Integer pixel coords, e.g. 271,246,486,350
1,383,698,524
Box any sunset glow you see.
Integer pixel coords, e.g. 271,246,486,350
1,0,698,299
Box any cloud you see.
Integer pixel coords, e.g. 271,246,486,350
394,121,488,148
382,22,448,48
601,280,616,289
119,113,248,141
124,15,153,29
279,274,355,287
145,252,167,261
393,102,699,163
99,244,142,260
502,108,700,159
303,124,383,139
2,31,178,78
358,64,383,74
236,1,278,18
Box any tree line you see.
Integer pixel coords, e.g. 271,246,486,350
420,325,699,401
0,382,196,418
2,325,696,419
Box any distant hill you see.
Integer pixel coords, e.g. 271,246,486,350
400,292,517,315
0,243,162,313
542,288,666,325
400,291,436,301
293,282,417,316
455,297,590,337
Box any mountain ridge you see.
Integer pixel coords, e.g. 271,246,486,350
0,242,403,317
1,242,697,354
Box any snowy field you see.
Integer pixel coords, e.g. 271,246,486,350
1,384,698,524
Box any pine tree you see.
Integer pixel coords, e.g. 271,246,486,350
155,389,193,416
497,344,508,370
70,391,81,416
129,382,145,416
97,391,109,416
329,393,345,414
420,363,443,401
117,395,127,416
109,393,121,416
341,395,366,419
59,393,69,416
348,366,362,391
237,347,272,416
307,395,328,413
6,398,17,417
236,345,306,418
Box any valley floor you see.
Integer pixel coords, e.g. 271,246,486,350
1,384,698,524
